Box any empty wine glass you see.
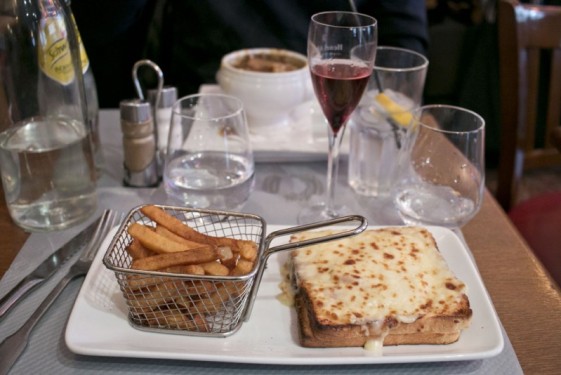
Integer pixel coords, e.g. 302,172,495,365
163,93,255,212
394,104,485,228
298,11,377,224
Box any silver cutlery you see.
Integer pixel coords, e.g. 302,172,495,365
0,209,122,375
0,215,105,320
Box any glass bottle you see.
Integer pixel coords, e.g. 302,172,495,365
63,0,104,176
0,0,97,231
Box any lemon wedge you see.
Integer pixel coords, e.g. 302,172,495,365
374,92,413,127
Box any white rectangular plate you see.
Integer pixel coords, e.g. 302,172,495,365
66,225,504,365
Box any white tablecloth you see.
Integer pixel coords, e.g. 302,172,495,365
0,110,523,374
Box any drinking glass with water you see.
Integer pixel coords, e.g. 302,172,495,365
393,105,486,228
348,46,429,198
163,94,255,212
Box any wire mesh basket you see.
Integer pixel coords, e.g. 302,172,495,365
103,204,366,337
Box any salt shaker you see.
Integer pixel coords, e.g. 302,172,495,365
148,86,177,172
120,99,159,187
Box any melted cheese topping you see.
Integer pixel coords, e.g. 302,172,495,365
364,338,384,355
277,262,295,306
290,227,467,327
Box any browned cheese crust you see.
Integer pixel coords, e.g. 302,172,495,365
288,227,472,348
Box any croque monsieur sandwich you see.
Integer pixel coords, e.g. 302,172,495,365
285,226,472,349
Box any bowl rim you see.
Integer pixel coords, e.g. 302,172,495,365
220,48,309,76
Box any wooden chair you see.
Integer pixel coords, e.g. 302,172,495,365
497,0,561,287
497,0,561,212
552,126,561,152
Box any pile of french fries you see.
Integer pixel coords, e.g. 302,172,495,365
121,205,259,331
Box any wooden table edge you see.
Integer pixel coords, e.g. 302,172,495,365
463,190,561,375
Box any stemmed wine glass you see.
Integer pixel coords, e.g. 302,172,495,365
298,11,377,224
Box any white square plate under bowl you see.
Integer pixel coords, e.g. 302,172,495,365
199,84,349,163
65,225,504,365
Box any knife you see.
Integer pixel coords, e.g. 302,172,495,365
0,215,103,320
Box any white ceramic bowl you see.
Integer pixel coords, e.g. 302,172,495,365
216,48,313,130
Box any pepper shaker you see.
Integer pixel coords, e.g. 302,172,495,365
120,99,159,187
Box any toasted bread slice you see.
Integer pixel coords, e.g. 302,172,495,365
288,226,472,348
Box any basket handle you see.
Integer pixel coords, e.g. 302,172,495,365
263,215,368,257
242,215,367,323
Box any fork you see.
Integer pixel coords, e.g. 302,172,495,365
0,209,123,375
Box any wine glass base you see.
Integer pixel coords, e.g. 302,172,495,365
393,187,477,229
297,202,353,225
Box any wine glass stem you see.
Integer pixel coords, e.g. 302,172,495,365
325,128,344,217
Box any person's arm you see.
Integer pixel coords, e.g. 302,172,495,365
356,0,429,56
70,0,156,107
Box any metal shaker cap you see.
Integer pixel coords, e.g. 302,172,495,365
147,86,177,108
120,99,152,123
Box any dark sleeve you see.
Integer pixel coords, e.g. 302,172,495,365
70,0,156,108
72,0,429,106
356,0,429,56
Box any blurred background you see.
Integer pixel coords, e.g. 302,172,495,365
70,0,561,207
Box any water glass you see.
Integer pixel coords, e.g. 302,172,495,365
348,46,428,197
394,105,485,228
163,94,255,211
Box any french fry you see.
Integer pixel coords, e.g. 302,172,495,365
139,309,208,331
230,259,254,276
125,264,206,290
140,205,205,240
216,245,233,261
182,280,215,297
173,280,214,308
131,246,218,271
140,205,258,255
219,247,239,269
200,261,230,276
126,281,179,310
125,239,154,260
127,278,214,309
157,265,213,297
239,242,258,261
126,274,159,290
128,222,212,254
165,264,205,276
131,279,213,302
192,283,240,314
155,225,207,249
232,239,257,256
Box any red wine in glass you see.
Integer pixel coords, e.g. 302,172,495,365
298,10,377,224
311,61,371,135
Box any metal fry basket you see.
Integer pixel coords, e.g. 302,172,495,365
103,204,367,337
